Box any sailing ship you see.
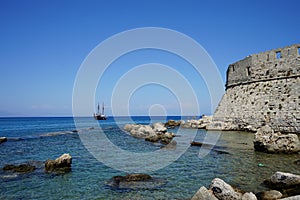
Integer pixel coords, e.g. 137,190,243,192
94,102,107,120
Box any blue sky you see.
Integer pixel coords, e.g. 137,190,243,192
0,0,299,117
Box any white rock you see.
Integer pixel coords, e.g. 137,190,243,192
242,192,257,200
191,186,218,200
209,178,242,200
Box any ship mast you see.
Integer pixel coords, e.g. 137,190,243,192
102,102,105,115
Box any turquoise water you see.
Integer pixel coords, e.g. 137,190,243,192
0,117,299,200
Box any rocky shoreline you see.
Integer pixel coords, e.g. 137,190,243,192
122,117,300,199
192,172,300,200
2,153,72,175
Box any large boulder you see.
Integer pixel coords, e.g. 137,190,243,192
265,172,300,189
253,125,300,153
45,153,72,172
106,174,166,190
209,178,242,200
124,123,176,145
192,178,257,200
191,186,218,200
0,137,7,144
124,124,156,138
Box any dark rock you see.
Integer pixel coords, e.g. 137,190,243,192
190,141,230,154
0,137,7,144
160,137,172,145
45,153,72,172
145,135,160,143
106,174,166,190
294,160,300,165
3,163,36,173
164,120,181,129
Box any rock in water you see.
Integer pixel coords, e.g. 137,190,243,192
3,163,36,173
256,190,282,200
253,125,300,153
0,137,7,144
106,174,166,190
45,153,72,172
265,172,300,189
209,178,242,200
191,186,218,200
164,120,181,129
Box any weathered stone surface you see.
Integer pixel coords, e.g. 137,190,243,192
106,174,166,190
242,192,257,200
152,122,167,133
265,172,300,189
253,126,300,153
124,123,175,145
280,195,300,200
181,116,214,129
209,178,242,200
3,163,36,173
256,190,282,200
191,186,218,200
0,137,7,144
213,44,300,133
45,153,72,172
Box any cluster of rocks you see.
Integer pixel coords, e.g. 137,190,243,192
2,153,72,174
192,171,300,200
180,115,213,129
124,123,176,145
253,125,300,154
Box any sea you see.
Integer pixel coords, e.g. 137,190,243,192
0,116,299,200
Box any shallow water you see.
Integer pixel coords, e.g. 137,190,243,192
0,117,299,199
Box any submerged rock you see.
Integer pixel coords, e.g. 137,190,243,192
3,163,36,173
45,153,72,172
0,137,7,144
106,174,166,190
253,125,300,153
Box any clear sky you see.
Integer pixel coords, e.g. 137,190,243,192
0,0,299,117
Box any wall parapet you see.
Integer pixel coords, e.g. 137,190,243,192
226,44,300,89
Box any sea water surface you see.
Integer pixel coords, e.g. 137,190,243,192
0,117,299,200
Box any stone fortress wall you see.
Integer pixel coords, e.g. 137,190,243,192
213,44,300,133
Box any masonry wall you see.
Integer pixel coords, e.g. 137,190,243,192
214,44,300,133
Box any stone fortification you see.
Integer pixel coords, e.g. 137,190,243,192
213,44,300,133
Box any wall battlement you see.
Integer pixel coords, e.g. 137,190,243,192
213,44,300,133
226,44,300,89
